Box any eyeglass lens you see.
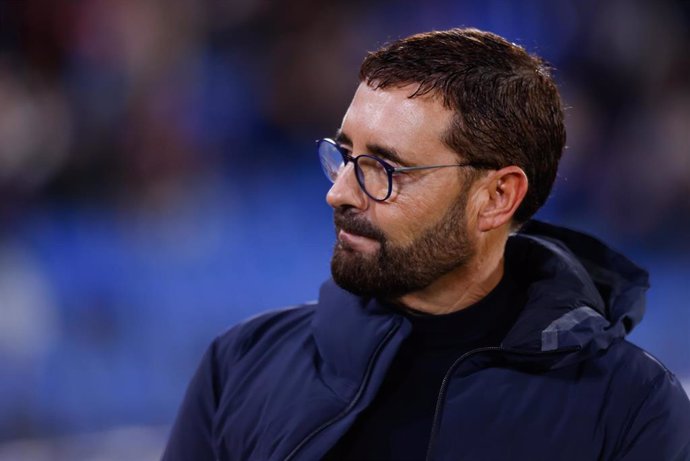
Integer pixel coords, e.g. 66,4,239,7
318,140,391,201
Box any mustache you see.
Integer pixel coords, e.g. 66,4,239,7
333,209,386,242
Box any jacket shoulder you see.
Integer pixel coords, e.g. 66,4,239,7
211,302,317,368
600,339,683,401
609,339,678,384
601,340,690,458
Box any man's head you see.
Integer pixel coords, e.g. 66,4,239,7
325,28,566,301
359,28,566,224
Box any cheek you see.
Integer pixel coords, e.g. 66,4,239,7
370,193,450,246
368,172,465,245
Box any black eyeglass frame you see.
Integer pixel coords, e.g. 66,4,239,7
317,138,498,201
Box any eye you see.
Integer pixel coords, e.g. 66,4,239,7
336,144,352,156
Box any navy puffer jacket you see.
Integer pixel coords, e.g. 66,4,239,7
163,221,690,460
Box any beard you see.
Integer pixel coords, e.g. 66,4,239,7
330,192,475,301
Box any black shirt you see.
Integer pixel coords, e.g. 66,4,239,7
324,270,525,460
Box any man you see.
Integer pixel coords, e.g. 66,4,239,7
163,28,690,460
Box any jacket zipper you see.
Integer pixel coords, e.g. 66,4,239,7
283,318,402,461
424,346,501,461
424,345,581,461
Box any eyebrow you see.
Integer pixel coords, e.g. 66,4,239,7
334,129,408,165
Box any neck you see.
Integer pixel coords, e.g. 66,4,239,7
397,237,506,315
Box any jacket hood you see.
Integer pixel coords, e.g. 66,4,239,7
500,220,650,369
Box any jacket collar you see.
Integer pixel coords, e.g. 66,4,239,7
311,280,411,398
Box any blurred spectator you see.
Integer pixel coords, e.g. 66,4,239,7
0,241,59,440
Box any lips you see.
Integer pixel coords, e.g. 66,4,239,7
337,227,379,241
332,210,384,254
337,229,381,252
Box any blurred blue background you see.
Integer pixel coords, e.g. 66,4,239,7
0,0,688,458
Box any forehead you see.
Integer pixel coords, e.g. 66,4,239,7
340,83,455,162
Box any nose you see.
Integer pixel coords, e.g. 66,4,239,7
326,163,368,210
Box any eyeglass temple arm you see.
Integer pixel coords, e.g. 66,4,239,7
393,162,496,173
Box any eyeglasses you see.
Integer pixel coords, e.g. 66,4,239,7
317,138,497,201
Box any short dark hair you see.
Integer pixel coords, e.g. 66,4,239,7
359,28,566,224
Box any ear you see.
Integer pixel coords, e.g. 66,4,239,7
476,166,528,232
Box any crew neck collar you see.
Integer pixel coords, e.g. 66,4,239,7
395,269,524,349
